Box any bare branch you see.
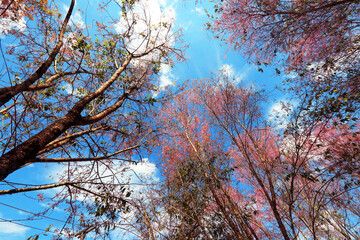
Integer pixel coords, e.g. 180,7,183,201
33,145,140,163
0,181,72,195
0,0,76,107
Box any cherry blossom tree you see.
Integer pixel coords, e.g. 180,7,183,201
157,75,360,239
211,0,360,70
210,0,360,141
157,84,258,239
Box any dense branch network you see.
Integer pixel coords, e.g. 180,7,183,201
0,0,183,238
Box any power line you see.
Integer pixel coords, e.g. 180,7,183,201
0,217,56,233
0,201,67,223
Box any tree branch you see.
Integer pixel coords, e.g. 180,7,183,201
0,0,76,107
38,125,105,155
0,181,73,195
33,145,140,163
27,70,89,91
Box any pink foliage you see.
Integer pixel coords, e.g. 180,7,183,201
213,0,360,69
158,77,360,238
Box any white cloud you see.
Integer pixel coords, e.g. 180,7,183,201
115,0,176,59
114,0,180,96
40,157,161,238
220,64,235,78
159,64,176,88
0,213,28,235
45,157,160,201
71,11,85,28
268,100,295,129
219,64,255,82
158,0,168,5
193,7,205,16
124,158,159,183
0,2,27,37
130,158,156,177
285,71,298,79
0,222,28,234
62,4,85,29
237,64,256,81
0,17,26,38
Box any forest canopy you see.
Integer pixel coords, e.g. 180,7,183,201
0,0,359,239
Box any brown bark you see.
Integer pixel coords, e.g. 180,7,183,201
0,55,133,180
38,125,105,155
204,98,292,240
0,110,79,180
0,0,75,107
27,71,88,91
0,181,73,195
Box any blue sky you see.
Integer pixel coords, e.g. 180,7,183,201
0,0,287,239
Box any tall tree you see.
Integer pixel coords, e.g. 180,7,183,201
210,0,360,149
211,0,360,70
157,76,360,239
0,0,183,237
0,0,183,179
158,84,258,239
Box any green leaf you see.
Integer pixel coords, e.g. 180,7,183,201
45,224,53,232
